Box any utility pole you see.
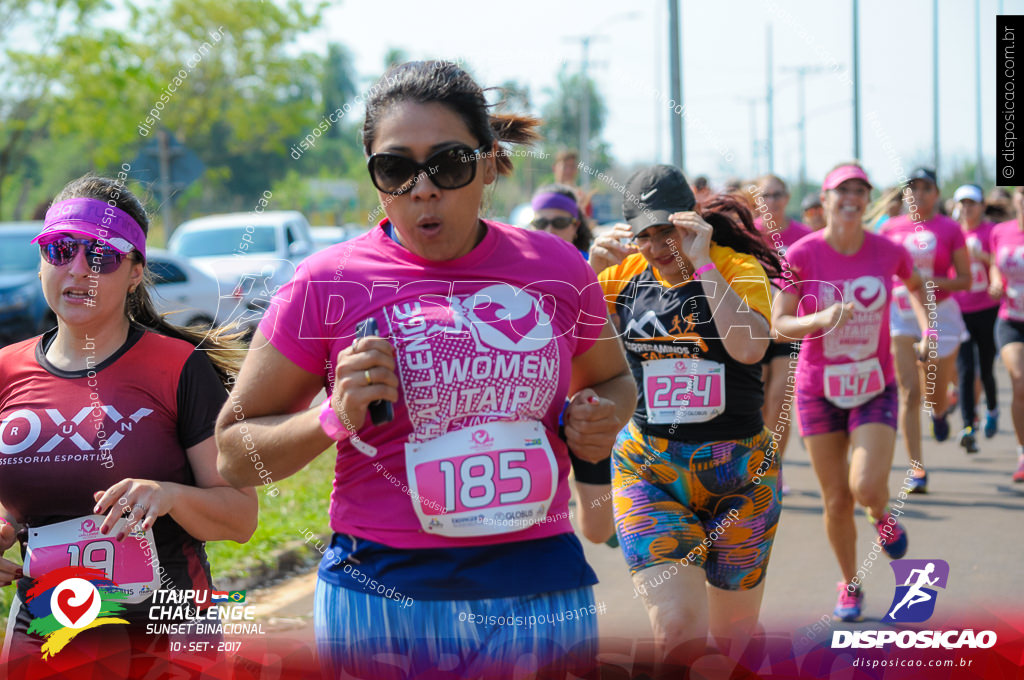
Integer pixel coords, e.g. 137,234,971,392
782,66,829,200
566,11,639,185
669,0,684,171
580,36,591,188
766,24,774,172
975,0,983,184
933,0,940,178
852,0,861,159
157,129,174,244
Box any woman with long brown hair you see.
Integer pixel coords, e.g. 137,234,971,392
0,174,256,675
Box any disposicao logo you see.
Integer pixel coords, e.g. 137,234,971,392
832,559,997,650
884,559,948,623
25,566,130,659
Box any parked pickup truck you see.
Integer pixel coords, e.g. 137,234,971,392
167,210,314,334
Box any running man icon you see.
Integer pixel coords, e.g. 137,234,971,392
883,559,950,624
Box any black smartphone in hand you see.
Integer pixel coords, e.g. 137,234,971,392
357,317,395,425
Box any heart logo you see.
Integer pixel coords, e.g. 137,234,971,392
57,589,95,626
80,519,97,533
50,578,100,629
471,430,494,447
471,300,539,344
847,276,885,312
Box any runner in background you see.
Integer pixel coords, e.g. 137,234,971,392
216,61,636,678
528,184,610,541
801,193,825,231
752,174,812,496
773,163,927,622
0,175,256,674
553,149,594,217
868,186,904,232
951,184,1000,453
880,168,970,493
693,176,712,206
529,184,594,260
987,187,1014,223
596,165,783,668
987,186,1024,482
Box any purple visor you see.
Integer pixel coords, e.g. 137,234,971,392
33,198,146,260
531,192,579,215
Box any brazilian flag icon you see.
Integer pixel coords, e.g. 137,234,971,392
229,591,246,603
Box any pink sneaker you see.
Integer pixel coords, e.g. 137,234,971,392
833,582,863,622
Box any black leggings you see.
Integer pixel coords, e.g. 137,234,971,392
957,306,999,425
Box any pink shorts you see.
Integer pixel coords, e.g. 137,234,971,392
796,382,898,437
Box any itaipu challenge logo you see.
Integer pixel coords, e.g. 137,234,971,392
24,566,130,659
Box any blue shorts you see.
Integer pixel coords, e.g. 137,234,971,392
314,578,598,679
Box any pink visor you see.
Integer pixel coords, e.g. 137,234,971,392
822,165,873,192
33,197,146,260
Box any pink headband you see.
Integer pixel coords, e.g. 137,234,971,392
34,197,147,260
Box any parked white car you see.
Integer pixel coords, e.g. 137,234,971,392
311,224,365,252
167,211,315,332
146,249,227,328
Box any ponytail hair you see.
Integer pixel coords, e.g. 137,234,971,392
697,193,784,279
53,174,243,388
362,60,540,176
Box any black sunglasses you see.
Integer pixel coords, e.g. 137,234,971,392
367,144,488,195
40,238,126,274
531,216,576,230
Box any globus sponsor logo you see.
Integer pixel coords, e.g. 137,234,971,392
831,629,997,650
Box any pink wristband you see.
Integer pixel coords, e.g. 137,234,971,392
692,262,717,280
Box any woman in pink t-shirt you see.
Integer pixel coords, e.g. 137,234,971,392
951,184,1001,453
773,163,929,623
879,168,970,493
215,61,636,678
988,186,1024,483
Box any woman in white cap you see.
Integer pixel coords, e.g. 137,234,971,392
952,184,1000,452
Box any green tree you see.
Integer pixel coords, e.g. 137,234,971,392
540,65,607,161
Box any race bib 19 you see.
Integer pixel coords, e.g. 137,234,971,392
823,358,885,409
25,515,159,604
405,421,557,538
642,357,726,425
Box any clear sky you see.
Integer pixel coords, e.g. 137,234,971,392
303,0,1020,190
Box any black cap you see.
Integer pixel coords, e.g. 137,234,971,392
909,167,938,187
622,165,696,235
801,193,822,211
